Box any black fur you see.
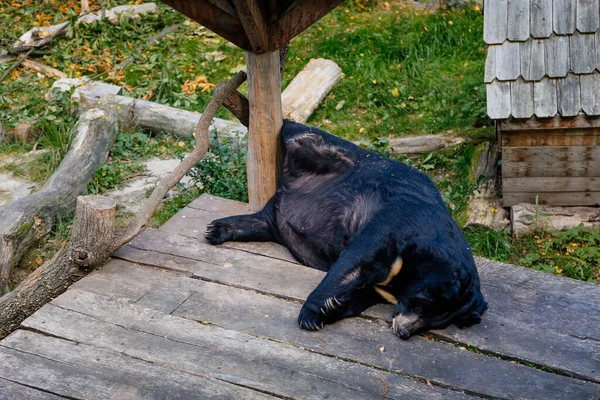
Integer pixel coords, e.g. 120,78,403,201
206,120,487,339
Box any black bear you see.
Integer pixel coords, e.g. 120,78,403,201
206,120,487,339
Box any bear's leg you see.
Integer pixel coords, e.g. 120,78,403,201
205,199,277,245
297,230,400,330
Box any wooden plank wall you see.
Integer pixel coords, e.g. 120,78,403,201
501,123,600,206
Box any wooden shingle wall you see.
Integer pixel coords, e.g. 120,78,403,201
485,0,600,206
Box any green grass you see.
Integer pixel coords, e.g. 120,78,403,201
2,1,598,284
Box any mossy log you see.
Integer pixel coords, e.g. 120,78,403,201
0,108,118,295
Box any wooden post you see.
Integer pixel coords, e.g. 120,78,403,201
246,50,283,211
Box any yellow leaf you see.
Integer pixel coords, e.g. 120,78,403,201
359,127,365,134
391,87,399,97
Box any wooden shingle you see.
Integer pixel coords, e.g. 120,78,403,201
511,78,534,119
580,73,600,115
534,78,558,118
485,45,497,83
570,33,595,74
487,80,511,119
576,0,600,33
507,0,530,41
521,39,546,81
531,0,553,38
553,0,577,35
557,74,581,116
496,42,520,81
484,0,508,44
546,35,570,78
596,31,600,71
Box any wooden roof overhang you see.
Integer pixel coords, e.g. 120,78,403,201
161,0,344,53
160,0,343,211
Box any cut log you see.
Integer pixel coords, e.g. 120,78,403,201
0,108,118,295
20,59,67,79
386,135,465,155
0,72,247,338
511,203,600,235
0,196,116,338
466,142,509,229
281,58,342,124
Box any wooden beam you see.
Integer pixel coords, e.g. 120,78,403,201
232,0,270,52
246,50,283,211
270,0,344,50
500,114,600,131
161,0,251,51
206,0,238,17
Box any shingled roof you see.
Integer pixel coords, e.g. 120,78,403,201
484,0,600,120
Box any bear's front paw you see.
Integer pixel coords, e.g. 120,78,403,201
204,220,233,245
298,304,326,331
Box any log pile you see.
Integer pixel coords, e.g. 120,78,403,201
0,72,247,338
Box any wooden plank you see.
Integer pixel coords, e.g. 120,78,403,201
533,77,558,118
581,73,600,116
558,74,581,117
232,0,269,52
36,285,600,399
485,45,497,83
576,0,600,32
269,0,345,50
501,113,600,130
160,206,299,263
507,0,530,41
530,0,553,38
483,0,508,44
517,41,530,81
570,33,595,74
79,260,600,388
0,376,66,400
282,58,342,123
161,0,251,50
510,77,534,119
246,50,283,211
504,191,600,206
553,0,577,34
501,129,600,146
545,35,570,78
0,333,268,400
24,291,473,400
502,146,600,177
486,80,511,119
496,41,520,81
112,228,600,383
504,177,600,192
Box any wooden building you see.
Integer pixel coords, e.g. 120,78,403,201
485,0,600,206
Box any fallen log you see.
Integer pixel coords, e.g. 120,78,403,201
465,142,509,229
0,71,247,338
281,58,342,124
511,204,600,235
0,108,118,295
20,59,67,79
12,4,156,54
71,58,342,137
387,135,465,155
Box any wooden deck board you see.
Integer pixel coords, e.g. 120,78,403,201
22,290,467,400
1,193,599,399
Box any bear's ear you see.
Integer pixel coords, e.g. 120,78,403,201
455,311,481,328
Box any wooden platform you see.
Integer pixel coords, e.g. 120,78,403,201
1,194,600,399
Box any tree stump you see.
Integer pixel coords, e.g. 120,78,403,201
0,196,116,338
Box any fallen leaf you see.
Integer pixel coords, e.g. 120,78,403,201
391,87,399,97
35,257,44,266
379,346,385,354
